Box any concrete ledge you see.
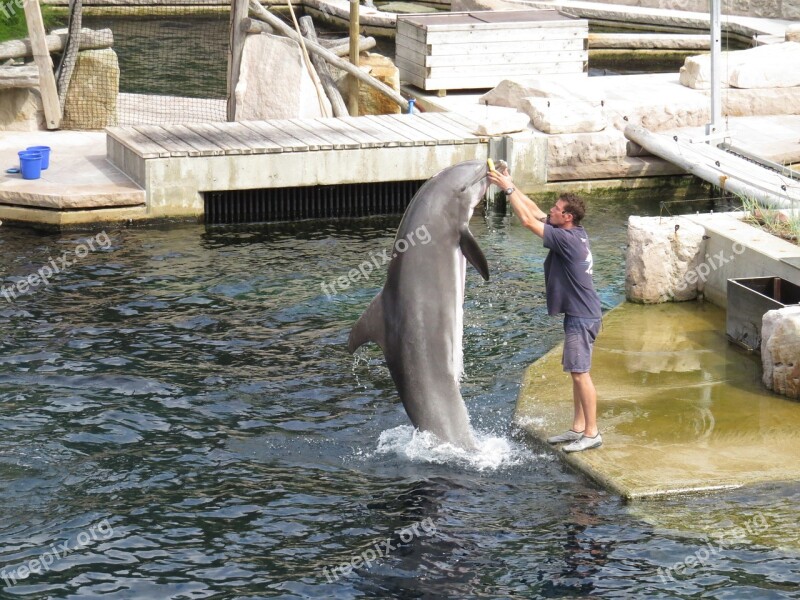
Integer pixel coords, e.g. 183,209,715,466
515,301,800,499
0,203,149,230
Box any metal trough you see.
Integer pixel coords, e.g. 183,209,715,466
726,276,800,351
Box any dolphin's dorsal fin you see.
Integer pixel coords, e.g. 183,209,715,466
348,292,386,353
460,230,489,281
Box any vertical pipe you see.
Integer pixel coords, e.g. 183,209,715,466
348,0,360,116
706,0,722,140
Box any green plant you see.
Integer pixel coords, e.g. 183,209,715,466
738,193,800,243
0,4,64,44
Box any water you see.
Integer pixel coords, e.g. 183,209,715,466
0,198,798,598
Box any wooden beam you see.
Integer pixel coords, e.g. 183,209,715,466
0,66,39,88
348,0,359,116
299,16,348,118
23,0,60,129
227,0,249,121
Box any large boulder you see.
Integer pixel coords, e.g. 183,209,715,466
680,42,800,89
762,306,800,399
345,52,401,116
522,97,606,134
236,33,332,120
788,24,800,43
61,48,119,129
480,76,602,111
0,88,45,131
625,216,707,304
547,128,627,169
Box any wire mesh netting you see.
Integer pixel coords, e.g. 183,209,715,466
59,5,230,128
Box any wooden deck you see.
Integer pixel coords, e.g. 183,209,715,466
105,113,492,220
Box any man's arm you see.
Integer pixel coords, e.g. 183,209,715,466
487,168,547,238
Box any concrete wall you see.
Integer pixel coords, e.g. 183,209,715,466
683,213,800,308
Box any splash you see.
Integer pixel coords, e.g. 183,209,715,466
372,425,543,471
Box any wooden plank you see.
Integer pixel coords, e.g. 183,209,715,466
227,0,248,120
418,113,480,144
296,118,360,150
170,124,228,156
396,38,585,63
244,120,311,152
133,125,192,157
23,0,60,128
106,127,171,159
283,119,335,150
366,115,437,146
381,113,460,145
314,117,384,148
398,46,588,68
396,53,587,78
184,123,248,155
336,115,411,147
217,122,285,154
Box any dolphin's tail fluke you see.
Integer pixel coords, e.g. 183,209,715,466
348,292,386,354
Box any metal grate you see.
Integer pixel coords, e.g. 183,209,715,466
204,181,426,225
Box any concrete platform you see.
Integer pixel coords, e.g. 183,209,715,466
515,301,800,499
0,130,146,228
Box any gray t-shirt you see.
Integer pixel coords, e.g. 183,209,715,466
543,224,602,318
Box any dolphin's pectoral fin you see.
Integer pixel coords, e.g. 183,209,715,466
347,293,386,353
459,230,489,281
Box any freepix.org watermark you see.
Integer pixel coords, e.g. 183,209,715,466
1,231,111,303
1,519,114,587
321,225,431,298
321,517,436,583
657,512,769,583
675,242,745,293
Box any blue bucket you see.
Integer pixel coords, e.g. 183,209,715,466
26,145,50,169
18,151,42,180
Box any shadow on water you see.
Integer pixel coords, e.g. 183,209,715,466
0,189,798,597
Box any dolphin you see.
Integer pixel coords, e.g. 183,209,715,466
348,159,490,449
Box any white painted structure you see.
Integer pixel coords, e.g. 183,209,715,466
396,10,587,93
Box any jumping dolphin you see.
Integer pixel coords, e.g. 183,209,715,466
348,159,490,449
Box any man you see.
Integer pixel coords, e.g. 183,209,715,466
488,166,603,453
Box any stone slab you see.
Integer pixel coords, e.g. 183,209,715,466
515,301,800,499
0,130,144,211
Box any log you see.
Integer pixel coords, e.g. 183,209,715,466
248,0,410,112
299,16,348,117
227,0,249,120
0,28,113,62
348,0,359,116
24,0,60,128
56,0,82,109
0,66,39,89
328,37,376,58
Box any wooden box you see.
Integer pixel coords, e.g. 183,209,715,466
396,10,588,93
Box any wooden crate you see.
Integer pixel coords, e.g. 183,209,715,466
396,10,588,93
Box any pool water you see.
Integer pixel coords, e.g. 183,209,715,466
0,197,798,598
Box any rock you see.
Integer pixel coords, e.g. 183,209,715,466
449,105,530,135
378,1,434,13
605,93,709,132
761,306,800,399
680,42,800,89
788,25,800,43
235,33,332,121
61,48,119,130
625,216,707,304
336,52,401,116
0,88,45,131
521,97,606,134
480,76,602,111
720,86,800,116
451,0,526,9
547,128,627,168
728,42,800,88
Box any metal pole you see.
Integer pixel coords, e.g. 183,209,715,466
349,0,360,116
706,0,722,140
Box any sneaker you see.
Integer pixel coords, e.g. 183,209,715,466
563,433,603,453
546,429,584,444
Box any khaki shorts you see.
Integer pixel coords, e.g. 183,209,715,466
562,315,601,373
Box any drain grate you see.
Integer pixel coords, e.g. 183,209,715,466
204,180,426,225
